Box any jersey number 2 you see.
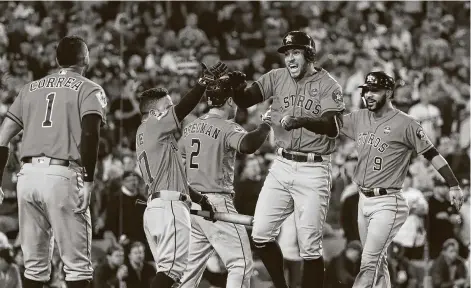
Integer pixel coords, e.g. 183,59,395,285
42,92,56,127
190,138,201,169
373,156,382,171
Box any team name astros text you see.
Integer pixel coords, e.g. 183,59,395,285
357,132,389,153
283,95,321,115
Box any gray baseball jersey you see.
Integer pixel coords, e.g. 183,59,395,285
255,68,345,153
135,106,188,195
180,114,247,193
340,109,434,188
7,69,107,161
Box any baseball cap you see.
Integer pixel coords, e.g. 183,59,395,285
358,71,395,90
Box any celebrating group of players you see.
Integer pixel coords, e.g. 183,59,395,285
0,30,464,288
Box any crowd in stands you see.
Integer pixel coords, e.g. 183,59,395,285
0,1,469,287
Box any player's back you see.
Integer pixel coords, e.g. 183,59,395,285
8,69,106,161
181,114,244,193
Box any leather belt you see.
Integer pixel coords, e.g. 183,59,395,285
281,150,323,163
359,186,400,198
23,157,69,167
150,191,188,202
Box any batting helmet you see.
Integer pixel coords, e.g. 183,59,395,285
358,71,395,90
277,31,316,62
206,76,233,108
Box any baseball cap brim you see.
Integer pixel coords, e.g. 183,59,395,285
358,84,382,89
277,44,306,53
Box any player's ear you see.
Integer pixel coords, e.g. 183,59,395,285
386,90,393,99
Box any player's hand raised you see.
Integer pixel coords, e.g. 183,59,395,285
74,180,93,214
199,195,217,222
227,71,247,91
261,107,272,125
198,62,228,86
449,186,464,211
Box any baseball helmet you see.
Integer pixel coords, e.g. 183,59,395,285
358,71,395,90
206,76,233,108
277,31,316,62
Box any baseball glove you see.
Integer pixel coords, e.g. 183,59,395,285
198,62,229,86
227,71,247,91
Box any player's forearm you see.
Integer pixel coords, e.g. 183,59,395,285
174,83,206,122
188,186,205,203
239,123,271,154
295,114,341,137
425,148,460,187
232,84,263,108
0,118,22,182
80,114,102,182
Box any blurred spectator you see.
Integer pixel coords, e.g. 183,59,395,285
387,243,418,288
177,13,209,49
393,173,429,260
409,81,443,145
324,240,362,288
233,155,266,216
0,247,22,288
93,245,126,288
339,156,360,243
102,172,147,246
428,177,462,259
12,247,25,285
431,239,469,288
124,241,155,288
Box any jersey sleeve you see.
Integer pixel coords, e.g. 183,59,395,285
154,105,181,138
80,86,107,124
255,69,277,101
6,85,26,128
225,122,247,152
320,82,346,116
405,120,434,155
340,112,356,140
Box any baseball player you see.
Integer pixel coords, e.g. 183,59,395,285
178,77,272,288
0,36,106,288
340,71,464,288
227,31,345,288
135,62,227,288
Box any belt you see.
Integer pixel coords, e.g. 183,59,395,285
23,157,69,166
280,149,323,163
150,191,188,202
359,186,400,198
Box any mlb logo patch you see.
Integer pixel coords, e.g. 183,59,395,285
383,126,391,134
309,88,318,98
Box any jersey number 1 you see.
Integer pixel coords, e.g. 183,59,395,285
138,151,154,188
42,92,56,128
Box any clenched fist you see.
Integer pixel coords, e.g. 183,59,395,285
280,115,302,131
227,71,247,91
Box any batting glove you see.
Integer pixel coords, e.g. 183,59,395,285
280,115,302,131
227,71,247,91
199,195,217,222
449,186,464,211
198,62,228,86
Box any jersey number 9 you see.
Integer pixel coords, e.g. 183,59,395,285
373,156,382,171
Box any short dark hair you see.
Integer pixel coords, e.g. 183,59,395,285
56,35,88,67
106,244,124,256
139,87,169,113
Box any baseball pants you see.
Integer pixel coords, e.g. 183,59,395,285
143,192,191,283
252,155,331,259
353,192,409,288
180,193,253,288
16,157,93,282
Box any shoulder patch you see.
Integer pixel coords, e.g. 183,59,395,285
234,125,245,133
95,91,107,108
416,128,426,140
332,88,343,104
